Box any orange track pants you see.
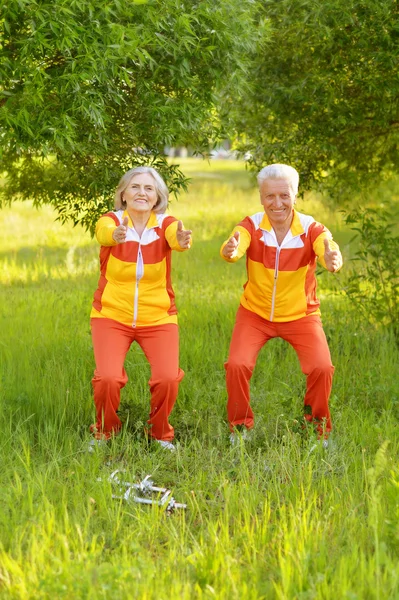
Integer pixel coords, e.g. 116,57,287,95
91,318,184,441
225,306,334,435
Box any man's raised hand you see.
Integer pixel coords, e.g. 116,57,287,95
176,220,192,249
223,231,240,258
324,238,342,272
112,216,129,244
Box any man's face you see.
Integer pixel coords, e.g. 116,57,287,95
260,178,296,228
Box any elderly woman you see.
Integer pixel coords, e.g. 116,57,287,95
221,164,343,445
89,166,192,451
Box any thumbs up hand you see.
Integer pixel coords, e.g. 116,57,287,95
112,216,129,244
223,231,240,258
323,237,342,272
176,220,192,249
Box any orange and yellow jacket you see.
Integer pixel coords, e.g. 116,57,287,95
91,210,187,328
221,210,342,323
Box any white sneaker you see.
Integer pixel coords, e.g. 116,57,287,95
309,438,330,454
87,438,108,453
155,439,176,452
230,427,253,446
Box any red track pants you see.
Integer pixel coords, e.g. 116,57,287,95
225,307,334,435
90,318,184,441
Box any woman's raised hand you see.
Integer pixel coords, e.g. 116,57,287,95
112,216,129,244
176,220,192,249
223,231,240,258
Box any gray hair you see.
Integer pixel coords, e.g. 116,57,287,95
257,164,299,195
114,166,169,213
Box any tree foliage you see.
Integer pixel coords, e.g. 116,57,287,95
232,0,399,199
344,206,399,345
0,0,259,230
3,0,399,224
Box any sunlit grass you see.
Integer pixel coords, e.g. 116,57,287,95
0,159,398,598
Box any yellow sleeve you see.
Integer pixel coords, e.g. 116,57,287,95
313,232,343,271
95,216,118,246
220,225,251,262
165,220,192,252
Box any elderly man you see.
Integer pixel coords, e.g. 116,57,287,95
221,163,342,444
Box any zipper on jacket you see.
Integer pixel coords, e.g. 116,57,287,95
269,246,281,321
132,245,144,328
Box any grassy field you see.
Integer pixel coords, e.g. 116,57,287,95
0,159,398,599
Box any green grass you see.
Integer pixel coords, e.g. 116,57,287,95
1,159,399,599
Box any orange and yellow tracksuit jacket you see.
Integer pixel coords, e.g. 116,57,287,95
221,210,341,323
91,210,187,328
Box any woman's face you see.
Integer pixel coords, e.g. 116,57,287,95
122,173,158,214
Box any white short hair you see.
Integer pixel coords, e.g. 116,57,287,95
114,166,169,213
257,164,299,195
